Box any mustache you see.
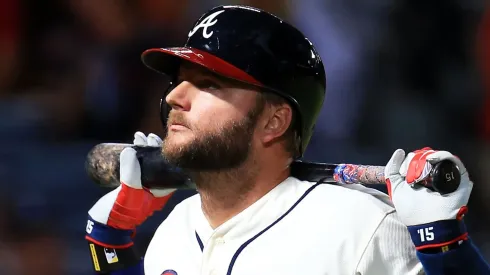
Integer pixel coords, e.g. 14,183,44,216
167,112,191,129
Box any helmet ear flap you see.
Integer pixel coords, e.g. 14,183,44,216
159,80,178,134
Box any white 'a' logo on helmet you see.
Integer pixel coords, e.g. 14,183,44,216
188,10,225,39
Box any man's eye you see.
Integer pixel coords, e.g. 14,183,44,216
195,79,221,90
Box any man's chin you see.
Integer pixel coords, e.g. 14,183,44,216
162,135,197,155
164,133,193,147
162,142,187,155
162,146,186,164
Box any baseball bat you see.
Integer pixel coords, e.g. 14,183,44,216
85,143,461,195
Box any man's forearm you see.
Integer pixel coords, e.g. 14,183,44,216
87,241,145,275
86,217,144,274
416,238,490,275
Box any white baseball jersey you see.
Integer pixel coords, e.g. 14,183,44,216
144,177,424,275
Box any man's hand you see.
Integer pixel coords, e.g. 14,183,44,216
384,147,473,252
86,132,175,249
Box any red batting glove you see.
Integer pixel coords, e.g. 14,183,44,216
86,132,176,248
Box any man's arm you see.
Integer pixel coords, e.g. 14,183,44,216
86,234,145,275
89,247,144,275
357,211,490,275
384,148,490,275
86,216,145,275
85,132,174,274
416,237,490,275
408,219,490,274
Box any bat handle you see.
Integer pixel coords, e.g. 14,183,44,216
417,159,461,195
334,160,461,195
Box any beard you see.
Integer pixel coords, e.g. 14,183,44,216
162,105,263,171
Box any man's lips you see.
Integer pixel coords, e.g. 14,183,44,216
168,122,189,131
167,112,190,131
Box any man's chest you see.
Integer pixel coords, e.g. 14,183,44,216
144,213,371,275
144,183,390,275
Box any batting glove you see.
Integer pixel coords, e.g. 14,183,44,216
85,132,176,249
384,147,473,252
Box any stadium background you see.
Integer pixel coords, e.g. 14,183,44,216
0,0,489,274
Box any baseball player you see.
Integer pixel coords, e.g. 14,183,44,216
85,5,490,275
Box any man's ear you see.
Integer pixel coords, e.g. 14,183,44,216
260,103,292,144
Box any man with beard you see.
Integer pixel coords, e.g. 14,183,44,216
84,5,490,275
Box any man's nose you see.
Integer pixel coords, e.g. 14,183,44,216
165,81,195,111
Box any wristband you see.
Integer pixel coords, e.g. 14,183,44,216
85,216,135,249
408,220,468,250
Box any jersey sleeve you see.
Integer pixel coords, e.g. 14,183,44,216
356,212,424,275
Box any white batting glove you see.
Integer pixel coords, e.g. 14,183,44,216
86,132,176,249
385,147,473,251
119,131,177,197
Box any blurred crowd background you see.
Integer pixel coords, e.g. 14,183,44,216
0,0,489,274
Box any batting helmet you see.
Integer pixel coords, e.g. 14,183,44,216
141,5,326,157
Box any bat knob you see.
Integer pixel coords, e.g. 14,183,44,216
427,160,461,195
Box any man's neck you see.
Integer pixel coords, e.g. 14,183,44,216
191,161,289,229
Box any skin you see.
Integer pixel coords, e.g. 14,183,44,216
162,61,294,228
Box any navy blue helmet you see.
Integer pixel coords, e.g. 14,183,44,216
141,5,326,157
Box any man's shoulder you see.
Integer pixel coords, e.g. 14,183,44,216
293,180,410,244
161,192,201,226
170,192,201,213
150,193,201,239
292,178,396,221
273,178,410,265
